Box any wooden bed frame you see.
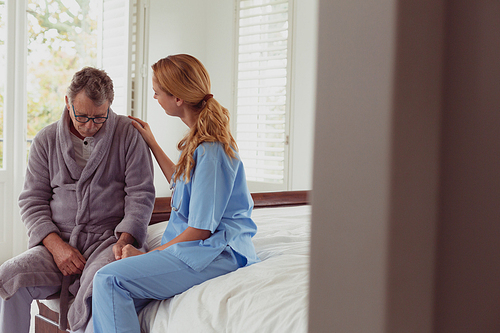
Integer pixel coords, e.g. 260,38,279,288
35,190,309,333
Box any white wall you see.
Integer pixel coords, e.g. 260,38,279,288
146,0,316,195
289,0,317,190
145,0,210,195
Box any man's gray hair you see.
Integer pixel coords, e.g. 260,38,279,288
66,67,114,106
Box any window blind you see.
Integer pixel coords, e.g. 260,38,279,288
236,0,291,184
99,0,134,115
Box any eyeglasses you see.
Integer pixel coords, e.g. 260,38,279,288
72,104,109,124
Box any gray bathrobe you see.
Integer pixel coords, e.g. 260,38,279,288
0,107,155,330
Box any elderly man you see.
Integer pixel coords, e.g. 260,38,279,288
0,67,155,333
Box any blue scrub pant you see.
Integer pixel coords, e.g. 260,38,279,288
92,248,240,333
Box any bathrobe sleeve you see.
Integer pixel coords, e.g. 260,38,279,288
113,120,155,247
19,125,61,247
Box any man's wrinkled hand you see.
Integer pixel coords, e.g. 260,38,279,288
51,242,86,276
43,233,86,276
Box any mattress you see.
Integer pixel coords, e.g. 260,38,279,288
139,204,311,333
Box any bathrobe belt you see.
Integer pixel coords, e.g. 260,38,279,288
57,220,120,240
58,221,119,330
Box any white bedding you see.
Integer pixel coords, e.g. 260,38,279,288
139,205,311,333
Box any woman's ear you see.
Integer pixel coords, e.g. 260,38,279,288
175,97,184,107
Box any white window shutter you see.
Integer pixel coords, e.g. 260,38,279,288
98,0,135,115
236,0,292,187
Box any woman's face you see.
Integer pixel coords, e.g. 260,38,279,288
152,76,178,117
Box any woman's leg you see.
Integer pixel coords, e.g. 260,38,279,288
92,249,239,333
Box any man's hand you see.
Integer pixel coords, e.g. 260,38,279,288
43,233,86,276
112,232,137,260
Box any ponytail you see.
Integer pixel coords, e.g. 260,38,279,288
174,96,237,183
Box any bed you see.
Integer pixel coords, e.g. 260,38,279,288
35,190,311,333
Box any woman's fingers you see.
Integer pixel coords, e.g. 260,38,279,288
130,120,144,131
128,115,147,127
121,244,145,258
128,115,157,148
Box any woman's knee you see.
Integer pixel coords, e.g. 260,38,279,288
93,264,118,291
93,259,132,291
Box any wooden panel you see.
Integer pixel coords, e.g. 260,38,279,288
148,190,310,225
35,301,69,333
149,196,171,224
252,190,309,208
37,301,59,322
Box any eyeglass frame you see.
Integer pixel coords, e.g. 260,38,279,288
72,104,109,124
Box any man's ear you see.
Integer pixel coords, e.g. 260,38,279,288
65,96,70,110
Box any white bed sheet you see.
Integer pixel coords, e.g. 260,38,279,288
139,205,311,333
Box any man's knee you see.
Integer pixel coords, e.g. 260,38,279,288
2,285,61,303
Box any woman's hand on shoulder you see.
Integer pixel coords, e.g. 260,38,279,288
129,115,157,148
130,115,176,182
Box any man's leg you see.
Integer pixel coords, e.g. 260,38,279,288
0,285,60,333
70,314,94,333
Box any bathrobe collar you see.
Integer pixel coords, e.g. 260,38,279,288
56,106,118,236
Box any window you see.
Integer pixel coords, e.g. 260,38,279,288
100,0,135,116
25,0,141,147
26,0,100,148
235,0,292,187
98,0,148,118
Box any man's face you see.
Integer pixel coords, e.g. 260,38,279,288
66,91,110,138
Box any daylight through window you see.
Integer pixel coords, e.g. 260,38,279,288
236,0,291,184
26,0,100,151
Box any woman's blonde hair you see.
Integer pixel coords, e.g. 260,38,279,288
152,54,237,183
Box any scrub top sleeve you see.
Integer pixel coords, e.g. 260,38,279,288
188,147,235,233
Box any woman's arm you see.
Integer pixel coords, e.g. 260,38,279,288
121,226,211,258
129,115,176,183
154,226,211,251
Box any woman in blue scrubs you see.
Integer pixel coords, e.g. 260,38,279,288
92,54,259,333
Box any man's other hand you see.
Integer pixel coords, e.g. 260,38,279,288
43,233,86,276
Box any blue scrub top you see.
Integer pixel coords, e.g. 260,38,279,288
161,142,260,272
